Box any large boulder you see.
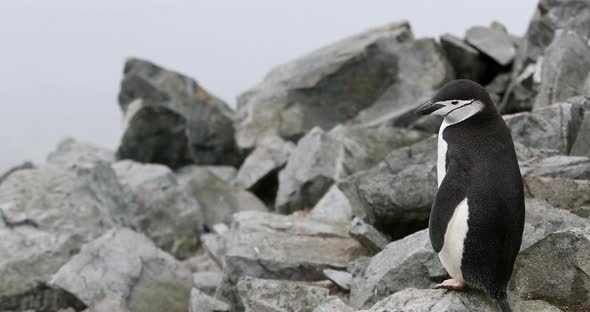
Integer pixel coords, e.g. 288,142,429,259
235,22,453,149
49,228,193,312
535,30,590,109
511,227,590,311
0,164,130,311
47,138,115,170
338,136,437,238
503,102,585,154
439,33,490,83
349,229,446,309
276,126,428,214
520,155,590,180
358,288,560,312
117,58,240,168
215,211,367,311
177,166,268,227
112,160,204,259
501,0,590,112
237,277,330,312
465,24,517,66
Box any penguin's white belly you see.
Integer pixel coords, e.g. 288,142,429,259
438,198,470,281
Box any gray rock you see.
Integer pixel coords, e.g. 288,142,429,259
50,228,192,312
520,155,590,180
513,142,559,164
179,165,237,184
200,233,225,269
349,218,390,254
310,185,354,223
233,136,295,205
312,297,354,312
216,211,367,311
339,136,437,238
504,102,584,154
358,288,560,312
47,138,115,170
182,248,221,273
485,72,512,103
511,226,590,311
277,126,428,214
571,111,590,157
524,176,590,217
465,25,516,66
349,229,446,309
535,30,590,109
193,272,223,296
439,33,489,82
521,199,588,250
236,22,452,149
501,0,590,113
237,277,330,312
0,161,34,185
323,269,352,291
117,58,240,168
0,164,130,311
190,288,230,312
112,160,204,259
178,166,268,227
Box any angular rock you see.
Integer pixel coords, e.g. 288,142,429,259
233,136,295,205
236,22,452,149
349,229,446,309
501,0,590,112
503,102,584,154
521,199,588,250
237,277,330,312
0,161,34,185
535,30,590,109
524,176,590,217
312,297,354,312
339,136,437,237
216,211,367,311
276,126,428,214
323,269,352,290
520,156,590,180
465,25,517,66
0,164,130,311
310,185,353,223
47,138,114,170
358,288,560,312
513,142,559,164
179,165,237,184
511,227,590,311
349,218,390,254
178,166,268,227
117,58,240,168
112,160,203,259
190,288,230,312
439,33,490,83
50,228,192,312
485,72,511,104
193,272,222,296
200,233,225,269
571,111,590,157
182,248,221,273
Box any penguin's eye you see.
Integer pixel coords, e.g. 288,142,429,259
451,100,459,105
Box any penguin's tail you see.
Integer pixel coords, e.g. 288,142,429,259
491,290,512,312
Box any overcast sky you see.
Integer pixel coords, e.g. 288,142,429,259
0,0,538,172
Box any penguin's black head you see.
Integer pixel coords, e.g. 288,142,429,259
415,79,496,122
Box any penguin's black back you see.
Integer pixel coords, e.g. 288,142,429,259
443,110,525,294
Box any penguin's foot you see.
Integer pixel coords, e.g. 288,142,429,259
433,279,465,290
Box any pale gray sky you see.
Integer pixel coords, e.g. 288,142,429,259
0,0,538,171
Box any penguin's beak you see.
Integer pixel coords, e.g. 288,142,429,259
415,100,444,116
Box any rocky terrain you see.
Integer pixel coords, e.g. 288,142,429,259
2,1,590,311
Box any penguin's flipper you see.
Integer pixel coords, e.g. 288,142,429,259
429,158,470,252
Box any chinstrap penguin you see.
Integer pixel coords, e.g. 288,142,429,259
415,79,525,312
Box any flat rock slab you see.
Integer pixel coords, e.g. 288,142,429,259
50,228,192,312
524,176,590,217
216,211,367,311
521,156,590,180
237,277,330,312
465,25,516,66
